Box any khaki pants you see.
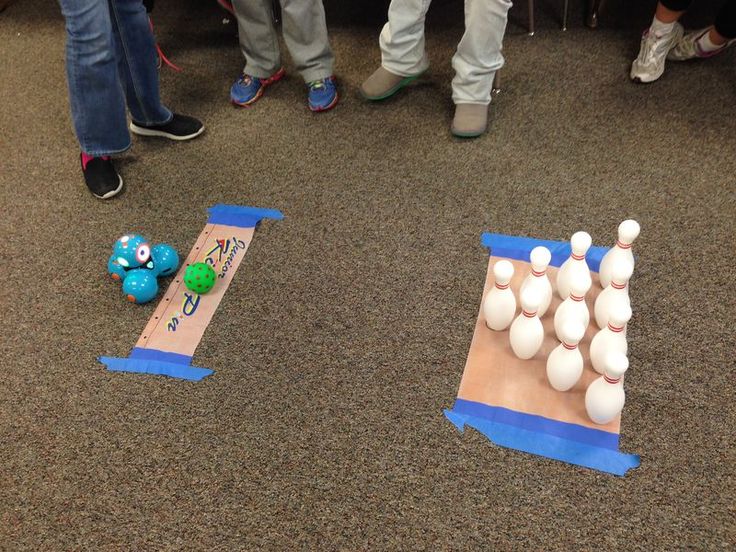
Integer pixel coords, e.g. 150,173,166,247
379,0,512,104
231,0,334,83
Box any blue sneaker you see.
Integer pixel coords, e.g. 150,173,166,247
307,76,338,112
230,68,285,107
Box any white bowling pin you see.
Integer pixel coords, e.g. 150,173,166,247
556,231,592,300
483,260,516,331
585,351,629,425
553,277,591,342
590,304,631,374
520,246,553,317
546,321,585,392
599,220,640,289
594,261,633,330
509,289,544,360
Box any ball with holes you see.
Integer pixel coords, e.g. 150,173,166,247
184,262,216,294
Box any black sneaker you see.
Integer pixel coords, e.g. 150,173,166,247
81,154,123,199
129,113,204,141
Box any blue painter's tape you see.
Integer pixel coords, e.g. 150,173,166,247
207,204,284,229
444,403,640,476
452,398,619,450
99,356,213,381
480,233,609,272
129,347,192,365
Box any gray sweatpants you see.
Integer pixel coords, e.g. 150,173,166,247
231,0,334,83
379,0,512,104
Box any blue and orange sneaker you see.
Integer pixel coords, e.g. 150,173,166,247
307,77,338,112
230,68,285,107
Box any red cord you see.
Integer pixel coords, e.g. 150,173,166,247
149,17,182,72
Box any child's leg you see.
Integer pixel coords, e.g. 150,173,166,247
630,0,691,82
654,0,688,24
380,0,433,77
714,0,736,42
450,0,511,106
231,0,282,78
450,0,511,138
280,0,334,82
108,0,171,127
59,0,130,156
359,0,432,101
668,0,736,60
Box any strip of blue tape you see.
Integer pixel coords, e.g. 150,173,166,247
481,233,609,272
452,398,619,449
207,204,284,229
129,347,192,365
444,400,640,476
99,347,213,381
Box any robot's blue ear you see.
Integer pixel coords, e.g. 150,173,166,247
122,269,159,304
107,254,127,282
151,244,180,277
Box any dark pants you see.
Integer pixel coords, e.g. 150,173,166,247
660,0,736,38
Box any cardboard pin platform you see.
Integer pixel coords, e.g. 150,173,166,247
445,233,640,476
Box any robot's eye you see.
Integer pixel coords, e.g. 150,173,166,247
136,244,151,263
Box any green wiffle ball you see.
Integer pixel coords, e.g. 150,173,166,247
184,262,216,294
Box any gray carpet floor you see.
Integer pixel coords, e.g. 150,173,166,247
1,0,734,549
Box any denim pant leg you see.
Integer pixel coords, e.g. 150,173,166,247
60,0,130,156
108,0,171,126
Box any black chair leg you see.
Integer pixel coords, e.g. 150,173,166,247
528,0,535,35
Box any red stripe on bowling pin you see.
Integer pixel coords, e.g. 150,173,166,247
607,322,624,333
604,374,621,384
616,240,632,249
522,310,537,318
611,280,626,290
572,252,585,260
495,282,509,290
563,342,577,350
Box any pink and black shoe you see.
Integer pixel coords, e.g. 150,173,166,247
80,153,123,199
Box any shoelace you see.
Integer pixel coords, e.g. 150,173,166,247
639,32,659,65
308,78,330,90
640,30,672,65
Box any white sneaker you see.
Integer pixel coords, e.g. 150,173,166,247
630,23,684,83
668,27,736,61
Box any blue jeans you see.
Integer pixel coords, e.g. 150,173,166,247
59,0,172,156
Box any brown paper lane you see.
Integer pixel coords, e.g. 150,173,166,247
457,256,621,433
135,224,256,358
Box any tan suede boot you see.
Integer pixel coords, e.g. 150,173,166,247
360,66,424,101
451,103,489,138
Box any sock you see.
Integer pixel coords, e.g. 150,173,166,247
697,29,724,53
81,152,110,170
650,17,676,37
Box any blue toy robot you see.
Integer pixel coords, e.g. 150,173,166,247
107,235,179,304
